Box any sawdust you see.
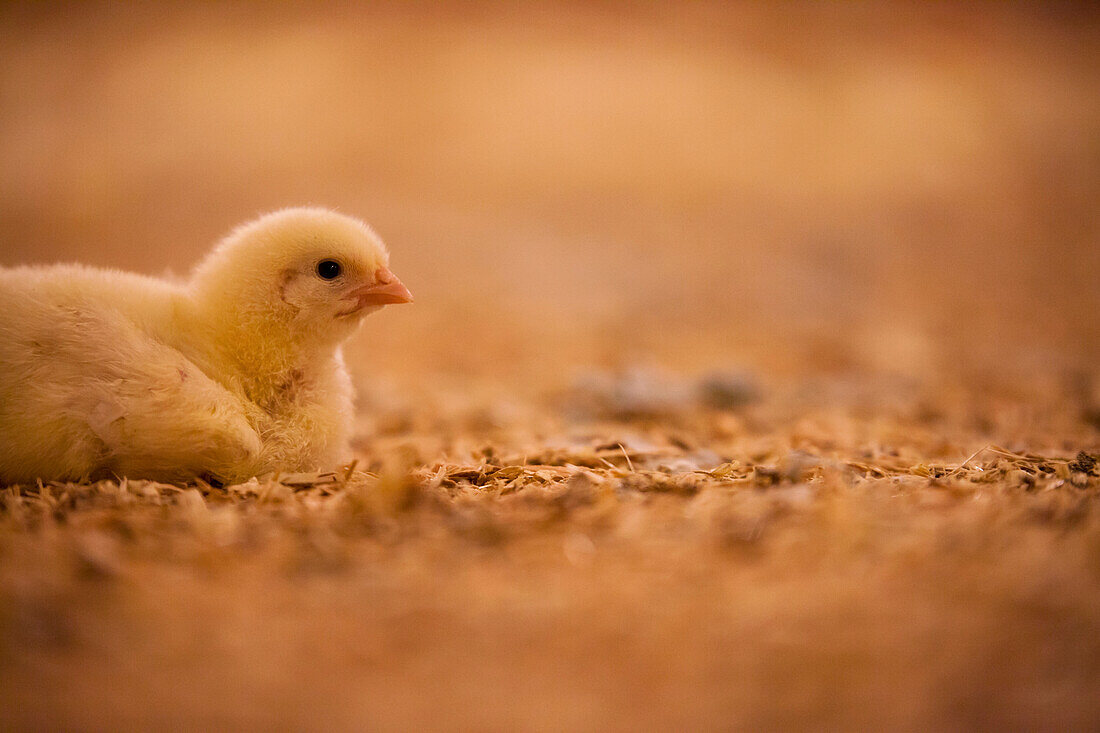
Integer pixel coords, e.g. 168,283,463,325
1,372,1098,730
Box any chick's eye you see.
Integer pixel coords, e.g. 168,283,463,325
316,260,342,280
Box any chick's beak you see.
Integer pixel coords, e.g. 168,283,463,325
351,266,413,307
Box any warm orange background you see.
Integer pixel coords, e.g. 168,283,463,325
2,3,1097,382
2,7,1099,730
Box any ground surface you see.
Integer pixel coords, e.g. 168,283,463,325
1,3,1099,730
2,371,1099,730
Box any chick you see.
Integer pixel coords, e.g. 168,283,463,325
0,207,412,485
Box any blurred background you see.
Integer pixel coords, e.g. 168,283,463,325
2,6,1100,730
1,2,1097,384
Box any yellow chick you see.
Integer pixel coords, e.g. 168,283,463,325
0,207,412,485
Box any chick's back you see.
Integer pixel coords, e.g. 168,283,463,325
0,265,261,484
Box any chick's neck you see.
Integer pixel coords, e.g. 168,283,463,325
180,296,334,411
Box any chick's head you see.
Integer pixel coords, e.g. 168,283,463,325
191,208,412,347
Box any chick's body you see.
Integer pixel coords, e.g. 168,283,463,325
0,208,411,484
